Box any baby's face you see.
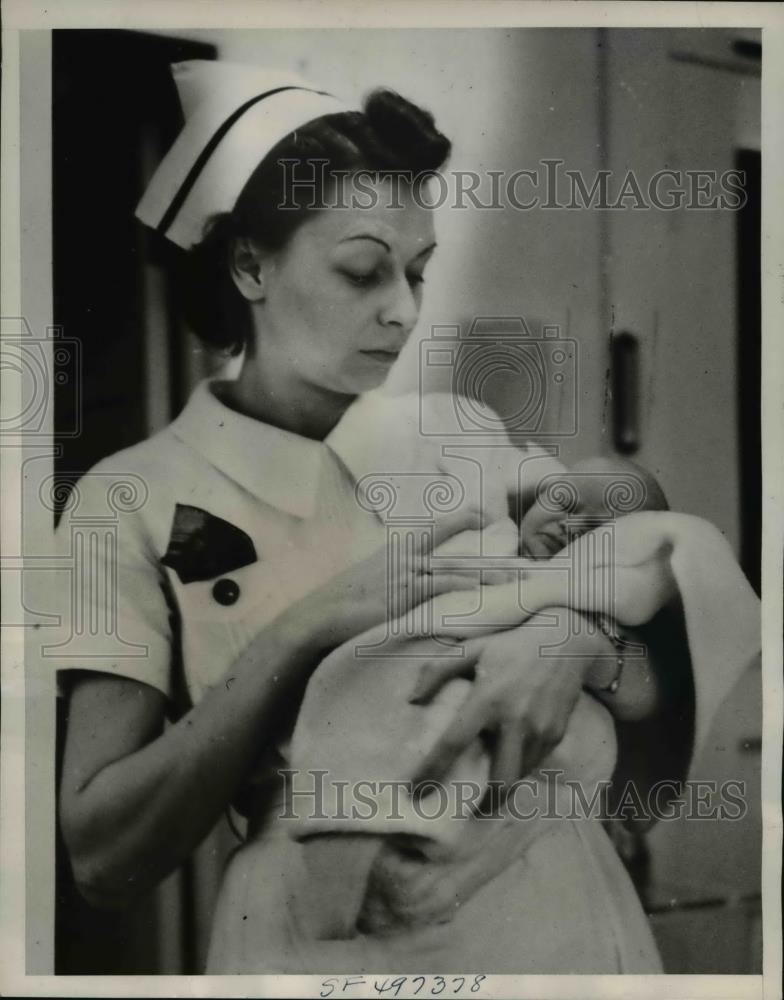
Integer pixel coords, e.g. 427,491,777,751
519,479,609,559
519,500,575,558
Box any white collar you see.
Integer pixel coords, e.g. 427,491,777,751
170,379,329,519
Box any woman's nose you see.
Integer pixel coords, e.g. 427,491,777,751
378,274,419,333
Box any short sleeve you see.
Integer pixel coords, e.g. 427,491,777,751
49,465,173,699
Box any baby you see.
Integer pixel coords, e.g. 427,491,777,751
430,453,670,618
287,455,674,936
517,454,669,559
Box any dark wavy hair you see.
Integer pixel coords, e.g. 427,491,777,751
172,88,451,355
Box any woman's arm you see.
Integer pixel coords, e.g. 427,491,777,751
582,617,662,722
60,606,326,909
60,509,482,909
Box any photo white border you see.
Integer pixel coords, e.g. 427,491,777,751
1,2,781,998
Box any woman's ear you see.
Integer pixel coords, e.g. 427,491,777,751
229,237,268,302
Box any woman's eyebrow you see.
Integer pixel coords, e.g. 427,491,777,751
338,236,438,262
339,234,391,251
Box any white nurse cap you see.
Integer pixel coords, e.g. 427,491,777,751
135,60,357,249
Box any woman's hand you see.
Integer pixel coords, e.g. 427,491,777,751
409,612,607,798
300,507,486,652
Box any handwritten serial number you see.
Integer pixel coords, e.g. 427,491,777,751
320,975,487,997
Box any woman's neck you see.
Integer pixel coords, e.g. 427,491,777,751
222,356,357,441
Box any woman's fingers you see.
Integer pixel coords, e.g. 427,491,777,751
418,508,484,556
410,700,488,789
397,571,479,622
486,719,526,799
427,571,483,595
408,648,482,705
519,732,550,778
519,707,570,776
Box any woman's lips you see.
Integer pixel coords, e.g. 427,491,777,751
360,348,401,364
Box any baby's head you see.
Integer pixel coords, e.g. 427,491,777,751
519,456,668,559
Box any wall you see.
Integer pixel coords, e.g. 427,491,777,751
603,28,760,554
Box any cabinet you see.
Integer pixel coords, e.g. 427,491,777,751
646,660,762,972
602,29,761,973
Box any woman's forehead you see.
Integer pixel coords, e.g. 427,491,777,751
297,178,436,253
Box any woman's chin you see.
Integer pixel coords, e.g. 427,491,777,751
341,367,395,394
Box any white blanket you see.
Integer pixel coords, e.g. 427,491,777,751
285,510,760,938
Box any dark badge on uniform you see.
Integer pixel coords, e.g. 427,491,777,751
161,503,258,584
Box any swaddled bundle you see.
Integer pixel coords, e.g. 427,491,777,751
286,509,761,939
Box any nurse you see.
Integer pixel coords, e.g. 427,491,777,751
56,60,700,970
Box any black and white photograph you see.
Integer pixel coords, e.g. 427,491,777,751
1,2,781,996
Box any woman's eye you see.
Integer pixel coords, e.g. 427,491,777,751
343,270,378,288
341,267,425,290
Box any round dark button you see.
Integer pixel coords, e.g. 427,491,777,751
212,578,240,606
